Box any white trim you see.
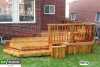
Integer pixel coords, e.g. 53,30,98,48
95,13,97,22
44,13,55,15
44,5,55,15
12,0,20,22
95,12,100,23
0,21,35,23
34,0,36,23
70,13,79,21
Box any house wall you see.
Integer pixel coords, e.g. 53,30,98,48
69,0,100,38
69,0,100,22
0,0,65,39
41,0,65,30
0,0,42,39
0,0,9,15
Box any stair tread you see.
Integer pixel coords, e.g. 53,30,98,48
10,37,48,42
8,36,49,50
4,48,51,57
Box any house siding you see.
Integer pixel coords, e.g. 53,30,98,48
0,0,42,39
69,0,100,22
69,0,100,38
0,0,65,39
41,0,65,30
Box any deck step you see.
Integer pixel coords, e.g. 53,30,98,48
4,36,50,57
10,37,48,42
8,37,48,49
4,48,51,57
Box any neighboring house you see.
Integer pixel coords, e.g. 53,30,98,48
69,0,100,22
69,0,100,38
0,0,65,39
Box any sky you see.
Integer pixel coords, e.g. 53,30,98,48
66,0,77,18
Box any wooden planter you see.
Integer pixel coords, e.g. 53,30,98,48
51,43,66,58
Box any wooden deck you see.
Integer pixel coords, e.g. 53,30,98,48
3,23,95,58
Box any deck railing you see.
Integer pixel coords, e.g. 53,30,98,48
48,23,96,45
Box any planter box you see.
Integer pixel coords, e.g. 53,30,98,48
51,43,66,58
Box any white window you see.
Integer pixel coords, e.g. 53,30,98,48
70,13,79,21
96,12,100,22
14,0,36,23
44,5,55,14
0,0,36,23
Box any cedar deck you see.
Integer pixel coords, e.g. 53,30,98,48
3,23,96,58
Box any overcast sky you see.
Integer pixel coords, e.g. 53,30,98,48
66,0,77,18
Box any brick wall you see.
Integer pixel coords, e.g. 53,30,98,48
0,0,42,38
69,0,100,22
0,0,65,38
41,0,65,30
69,0,100,38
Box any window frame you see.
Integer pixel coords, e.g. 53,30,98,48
0,0,36,23
18,0,36,23
70,13,79,21
44,5,55,15
96,12,100,23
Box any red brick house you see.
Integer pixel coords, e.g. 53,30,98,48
69,0,100,22
0,0,65,39
69,0,100,38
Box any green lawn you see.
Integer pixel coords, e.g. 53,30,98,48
0,44,100,67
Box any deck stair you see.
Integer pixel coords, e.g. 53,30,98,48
3,32,51,57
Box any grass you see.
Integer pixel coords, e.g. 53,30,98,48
0,44,100,67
